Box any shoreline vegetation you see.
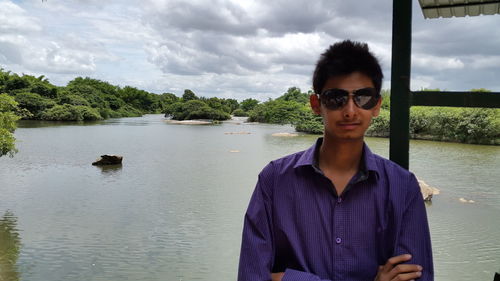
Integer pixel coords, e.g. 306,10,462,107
1,69,499,151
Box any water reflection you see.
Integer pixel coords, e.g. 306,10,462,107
96,164,123,175
0,211,21,281
17,120,102,128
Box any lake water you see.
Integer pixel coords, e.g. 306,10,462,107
1,114,499,281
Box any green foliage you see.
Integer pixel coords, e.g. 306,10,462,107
57,92,91,107
114,104,143,117
3,74,30,92
294,110,323,134
182,89,198,101
0,69,178,122
247,87,311,125
366,109,390,137
203,97,231,114
364,106,500,144
120,86,158,112
0,94,21,157
14,92,55,118
166,100,230,121
277,87,310,104
470,88,491,92
41,104,102,121
158,93,179,112
232,108,247,117
248,100,307,124
380,89,390,110
0,70,57,98
411,107,500,144
68,77,119,97
223,98,239,113
240,98,259,112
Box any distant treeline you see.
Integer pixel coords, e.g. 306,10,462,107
0,68,263,122
1,68,498,145
253,88,500,145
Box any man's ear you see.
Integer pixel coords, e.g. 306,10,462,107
310,94,321,115
372,96,382,117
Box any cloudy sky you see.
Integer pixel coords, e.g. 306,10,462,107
1,0,499,100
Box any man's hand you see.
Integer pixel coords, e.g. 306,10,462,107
374,254,423,281
271,272,285,281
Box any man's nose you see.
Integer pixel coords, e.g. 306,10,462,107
342,95,356,118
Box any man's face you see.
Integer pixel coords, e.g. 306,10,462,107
310,72,382,142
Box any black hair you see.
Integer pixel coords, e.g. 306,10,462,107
312,40,383,95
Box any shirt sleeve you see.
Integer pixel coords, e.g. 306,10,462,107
238,170,275,281
393,173,434,280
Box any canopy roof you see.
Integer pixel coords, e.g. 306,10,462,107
419,0,500,18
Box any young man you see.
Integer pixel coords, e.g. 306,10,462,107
238,40,433,281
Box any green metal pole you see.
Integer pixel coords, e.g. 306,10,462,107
390,0,412,169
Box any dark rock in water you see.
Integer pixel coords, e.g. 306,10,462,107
92,155,123,166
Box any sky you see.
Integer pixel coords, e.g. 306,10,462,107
1,0,499,101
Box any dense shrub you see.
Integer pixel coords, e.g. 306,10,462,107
0,94,21,157
248,100,306,124
232,108,247,117
14,92,56,118
41,104,102,121
294,110,323,134
166,100,230,121
366,109,390,137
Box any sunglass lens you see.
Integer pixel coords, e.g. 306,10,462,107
354,88,378,109
322,89,348,110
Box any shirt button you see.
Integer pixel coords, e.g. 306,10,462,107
337,197,342,203
336,237,342,244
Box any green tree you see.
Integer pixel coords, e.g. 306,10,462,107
182,89,198,101
57,91,91,107
222,98,239,113
277,87,310,104
41,104,102,121
14,92,55,118
166,100,230,121
158,93,179,112
240,98,259,112
205,97,231,113
248,100,306,124
0,94,21,157
295,110,323,134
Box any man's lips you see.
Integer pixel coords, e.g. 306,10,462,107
337,122,361,130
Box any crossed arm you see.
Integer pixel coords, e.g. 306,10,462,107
271,254,422,281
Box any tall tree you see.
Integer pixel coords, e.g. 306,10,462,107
0,94,20,157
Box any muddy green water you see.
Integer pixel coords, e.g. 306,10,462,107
0,114,499,281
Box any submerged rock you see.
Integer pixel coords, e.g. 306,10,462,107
459,197,475,203
92,155,123,166
272,132,299,137
165,120,212,125
417,179,440,202
224,132,251,135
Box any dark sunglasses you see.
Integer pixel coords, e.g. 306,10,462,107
319,87,380,110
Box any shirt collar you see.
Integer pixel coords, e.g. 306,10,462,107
294,137,380,180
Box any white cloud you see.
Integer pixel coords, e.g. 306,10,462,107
0,1,41,33
412,55,465,71
1,0,499,97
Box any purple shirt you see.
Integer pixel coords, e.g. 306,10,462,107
238,138,433,281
